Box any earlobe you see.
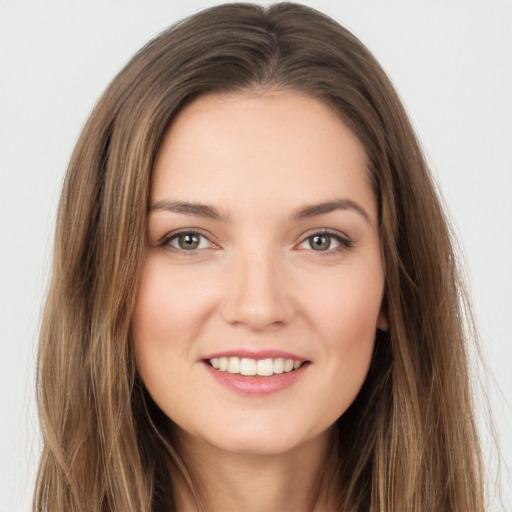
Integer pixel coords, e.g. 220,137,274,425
376,309,389,332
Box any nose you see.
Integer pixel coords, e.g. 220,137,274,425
220,247,296,331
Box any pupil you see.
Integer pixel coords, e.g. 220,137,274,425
311,235,330,250
179,234,200,250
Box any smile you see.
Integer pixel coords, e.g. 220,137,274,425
209,357,303,376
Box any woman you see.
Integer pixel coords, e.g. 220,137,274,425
34,3,485,511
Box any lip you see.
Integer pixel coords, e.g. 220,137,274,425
202,350,310,396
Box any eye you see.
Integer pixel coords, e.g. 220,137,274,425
165,232,212,251
298,231,352,252
303,234,340,251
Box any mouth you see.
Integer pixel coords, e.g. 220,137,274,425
206,356,308,377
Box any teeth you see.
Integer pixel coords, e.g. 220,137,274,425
273,358,284,374
227,357,240,373
257,359,274,376
240,358,256,376
208,356,304,376
284,359,294,372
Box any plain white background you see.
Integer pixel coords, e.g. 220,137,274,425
1,1,510,510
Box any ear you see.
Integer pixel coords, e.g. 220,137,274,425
376,307,389,332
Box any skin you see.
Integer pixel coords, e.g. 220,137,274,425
132,90,388,511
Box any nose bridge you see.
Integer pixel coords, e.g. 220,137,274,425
221,242,293,330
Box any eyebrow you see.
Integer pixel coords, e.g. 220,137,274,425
150,199,229,221
291,199,371,224
149,198,371,224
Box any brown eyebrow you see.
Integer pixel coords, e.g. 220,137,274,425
150,198,371,224
150,199,229,221
291,199,371,224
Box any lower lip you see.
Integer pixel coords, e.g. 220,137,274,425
204,362,309,396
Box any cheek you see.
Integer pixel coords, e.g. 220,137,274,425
299,263,384,417
131,260,204,393
302,261,384,344
131,259,219,423
132,259,216,351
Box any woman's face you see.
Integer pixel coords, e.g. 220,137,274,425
132,91,387,456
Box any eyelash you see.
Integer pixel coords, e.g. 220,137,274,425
158,229,354,256
298,229,354,256
158,229,216,254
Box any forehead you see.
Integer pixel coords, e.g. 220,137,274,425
152,91,376,221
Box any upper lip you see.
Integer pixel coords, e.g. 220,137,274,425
202,349,308,361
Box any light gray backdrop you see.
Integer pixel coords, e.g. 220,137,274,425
1,1,510,510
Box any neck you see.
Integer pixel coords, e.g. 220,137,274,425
170,427,337,512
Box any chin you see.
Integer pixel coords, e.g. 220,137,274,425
188,418,327,458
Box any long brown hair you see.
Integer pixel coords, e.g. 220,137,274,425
34,3,485,511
